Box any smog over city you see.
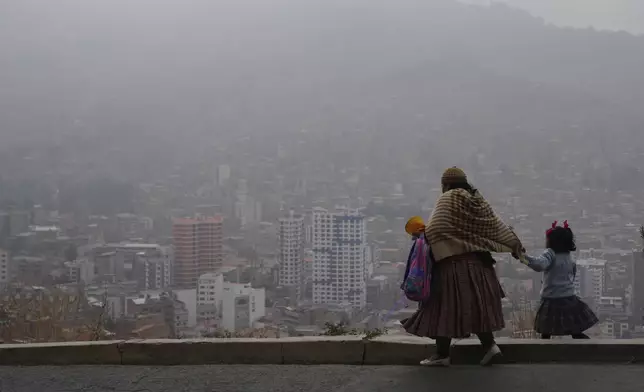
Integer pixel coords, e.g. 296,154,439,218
1,1,644,382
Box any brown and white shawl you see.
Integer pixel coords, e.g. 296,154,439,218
425,188,523,262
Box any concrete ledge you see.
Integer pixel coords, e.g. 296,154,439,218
2,337,644,366
491,339,644,365
119,338,283,365
281,336,365,365
364,335,431,365
0,340,124,365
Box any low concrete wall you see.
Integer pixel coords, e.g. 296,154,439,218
1,336,644,366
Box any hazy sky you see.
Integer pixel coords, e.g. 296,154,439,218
462,0,644,34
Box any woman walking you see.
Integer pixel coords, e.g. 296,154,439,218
402,167,524,367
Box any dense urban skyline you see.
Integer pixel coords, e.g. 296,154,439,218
1,0,644,343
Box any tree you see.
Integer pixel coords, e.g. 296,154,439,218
0,286,109,343
509,297,537,339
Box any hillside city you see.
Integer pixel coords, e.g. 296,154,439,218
2,1,644,344
2,141,644,342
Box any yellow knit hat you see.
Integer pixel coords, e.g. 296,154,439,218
405,216,426,235
441,167,467,185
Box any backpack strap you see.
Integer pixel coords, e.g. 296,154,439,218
402,238,418,283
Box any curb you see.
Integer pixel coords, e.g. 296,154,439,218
1,337,644,366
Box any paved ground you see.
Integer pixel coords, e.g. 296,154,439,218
0,365,642,392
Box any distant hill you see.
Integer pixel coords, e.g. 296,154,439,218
1,0,643,161
463,0,644,35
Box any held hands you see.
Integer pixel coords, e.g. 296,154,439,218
510,245,525,259
511,246,528,265
508,225,528,264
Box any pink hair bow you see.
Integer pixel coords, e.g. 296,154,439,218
546,221,557,236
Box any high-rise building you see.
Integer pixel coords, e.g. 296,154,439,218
575,258,607,304
312,207,367,309
278,211,304,300
632,250,644,325
217,165,231,186
173,216,223,289
233,179,261,228
0,248,9,285
0,210,31,237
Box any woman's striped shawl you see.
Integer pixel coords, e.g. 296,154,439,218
425,188,523,262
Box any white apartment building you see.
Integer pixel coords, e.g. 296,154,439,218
278,211,304,299
0,248,9,285
135,247,173,290
217,164,231,186
599,320,630,339
197,272,225,326
221,282,265,331
312,207,367,309
575,258,607,303
65,258,96,284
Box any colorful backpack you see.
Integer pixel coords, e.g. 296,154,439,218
401,236,433,302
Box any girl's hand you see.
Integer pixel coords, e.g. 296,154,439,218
512,247,528,264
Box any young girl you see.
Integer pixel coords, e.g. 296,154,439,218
523,221,598,339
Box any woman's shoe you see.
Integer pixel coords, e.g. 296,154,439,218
420,356,451,367
480,344,502,366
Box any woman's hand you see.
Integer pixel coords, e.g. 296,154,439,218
511,246,527,261
511,245,524,257
514,248,529,265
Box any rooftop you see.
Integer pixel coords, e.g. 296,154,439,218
114,243,163,249
28,225,60,232
577,258,608,266
173,216,224,225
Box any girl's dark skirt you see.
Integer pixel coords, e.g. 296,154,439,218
534,296,598,336
401,253,505,339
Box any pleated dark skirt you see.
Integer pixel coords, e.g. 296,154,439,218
401,253,505,339
534,296,598,336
